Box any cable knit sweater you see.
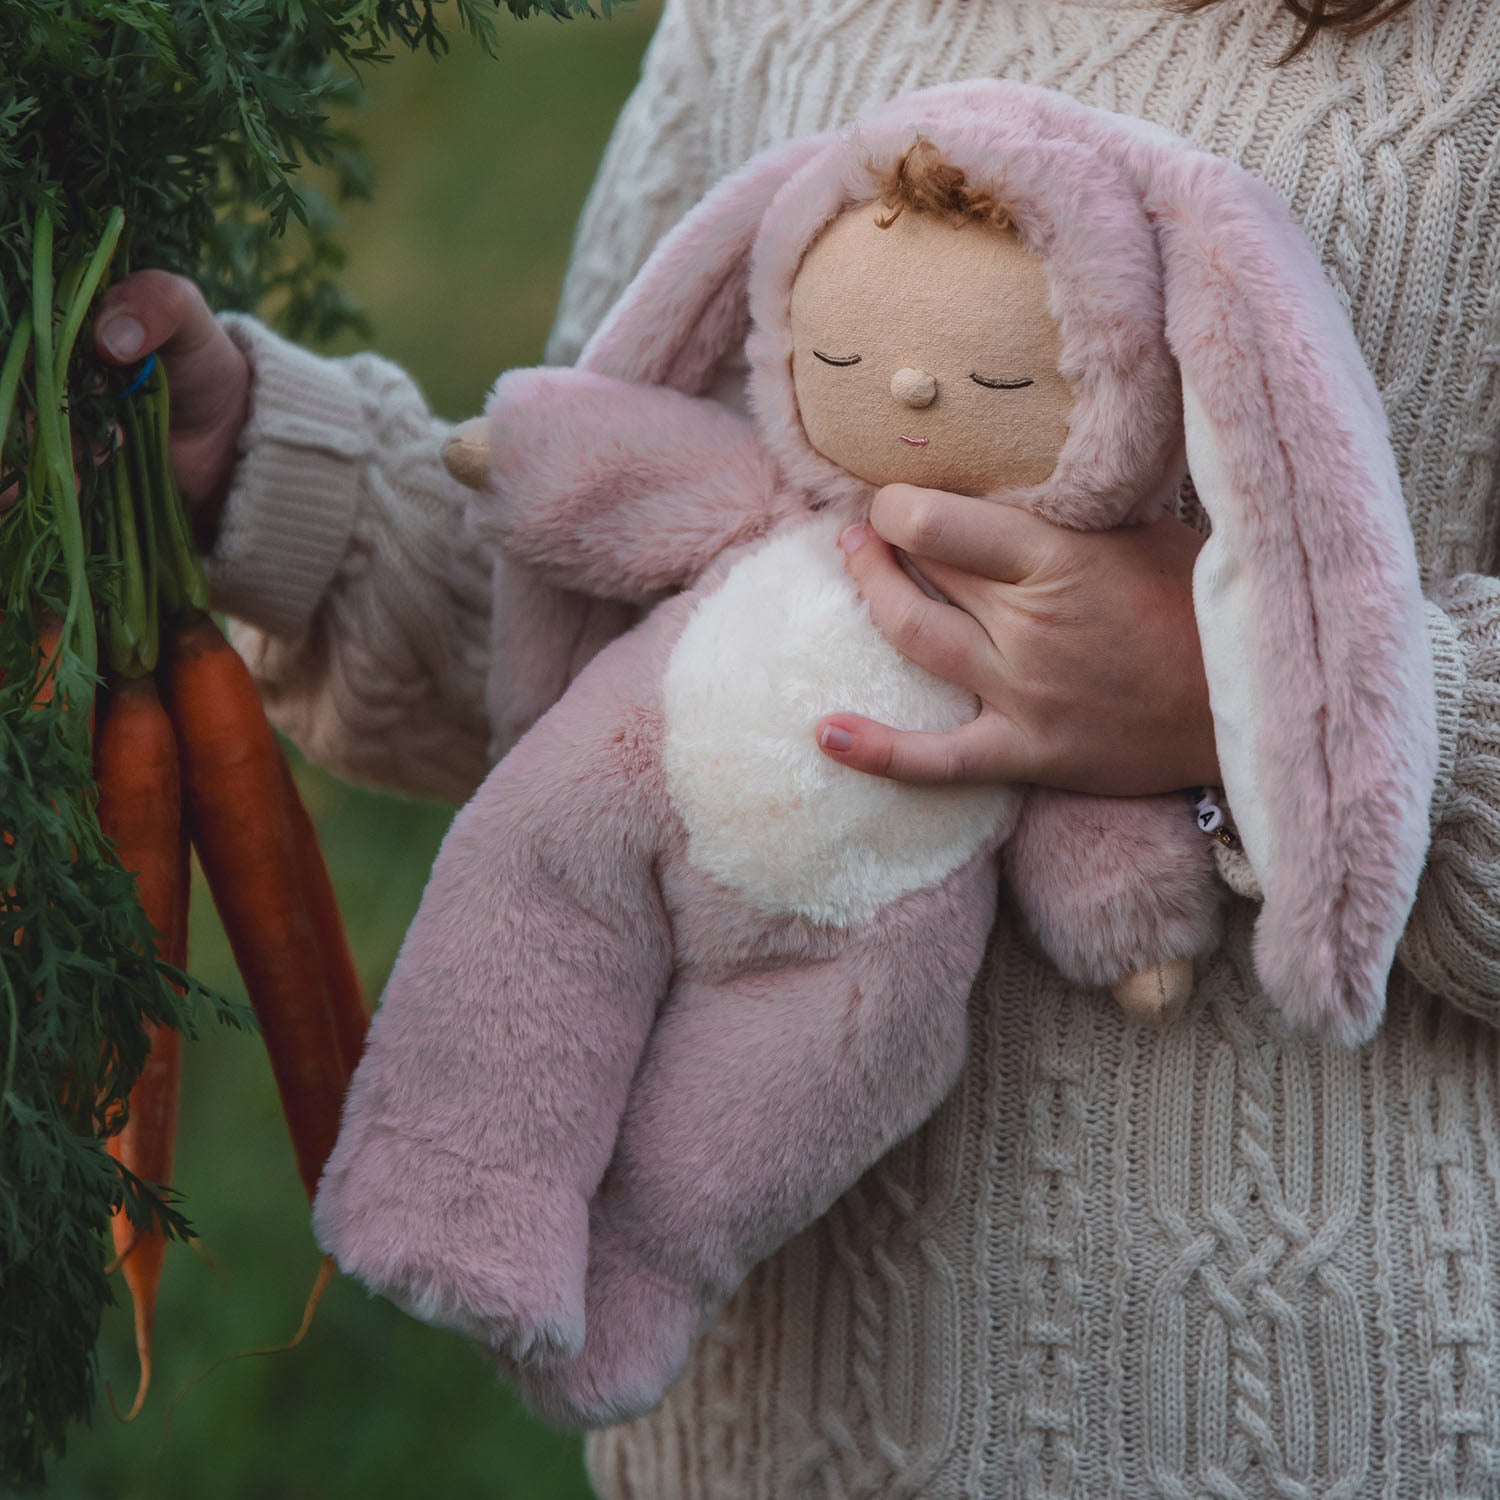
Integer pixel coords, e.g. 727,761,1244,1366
211,1,1500,1494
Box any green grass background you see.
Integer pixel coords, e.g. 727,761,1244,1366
42,7,658,1497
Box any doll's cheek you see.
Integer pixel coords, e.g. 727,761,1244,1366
794,371,886,476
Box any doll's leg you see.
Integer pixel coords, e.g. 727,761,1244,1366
312,659,673,1363
517,851,998,1427
1002,787,1221,1023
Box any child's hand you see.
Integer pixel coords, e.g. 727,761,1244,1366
814,484,1220,795
92,270,251,542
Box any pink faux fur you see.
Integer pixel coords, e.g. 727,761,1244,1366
475,368,793,599
1004,788,1220,988
314,582,1005,1422
313,79,1436,1428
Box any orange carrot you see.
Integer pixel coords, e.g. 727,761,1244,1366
104,1022,182,1420
95,673,186,1420
163,612,346,1200
277,753,369,1083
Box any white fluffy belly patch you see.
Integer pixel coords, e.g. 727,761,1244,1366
662,517,1016,927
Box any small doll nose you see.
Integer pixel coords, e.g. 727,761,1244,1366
891,367,937,408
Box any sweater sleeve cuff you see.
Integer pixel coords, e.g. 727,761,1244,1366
1212,594,1467,904
204,314,367,638
1424,594,1468,827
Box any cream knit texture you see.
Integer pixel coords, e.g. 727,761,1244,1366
216,321,494,803
210,0,1500,1493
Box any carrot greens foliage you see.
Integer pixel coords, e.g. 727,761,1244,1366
0,0,605,1485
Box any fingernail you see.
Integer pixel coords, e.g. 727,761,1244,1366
838,524,867,554
98,315,144,361
819,725,854,752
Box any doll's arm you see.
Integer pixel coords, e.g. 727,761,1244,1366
1002,787,1222,1022
463,368,789,601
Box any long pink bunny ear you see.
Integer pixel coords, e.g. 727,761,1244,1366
579,133,831,391
1137,149,1436,1043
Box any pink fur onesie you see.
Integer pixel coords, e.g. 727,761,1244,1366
311,81,1437,1428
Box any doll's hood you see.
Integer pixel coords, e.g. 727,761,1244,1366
585,79,1196,525
741,88,1188,525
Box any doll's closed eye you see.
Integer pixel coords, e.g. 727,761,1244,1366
971,373,1034,390
813,350,862,366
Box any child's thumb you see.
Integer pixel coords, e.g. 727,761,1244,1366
94,270,219,371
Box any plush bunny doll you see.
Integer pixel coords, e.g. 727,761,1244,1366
312,81,1436,1429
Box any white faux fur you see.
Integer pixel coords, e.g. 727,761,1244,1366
663,518,1017,926
1183,376,1275,894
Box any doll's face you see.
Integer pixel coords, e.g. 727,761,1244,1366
789,203,1073,495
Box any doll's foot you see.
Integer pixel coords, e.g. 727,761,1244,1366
390,1199,589,1366
515,1231,702,1428
313,1134,590,1362
1110,956,1194,1026
419,1174,591,1364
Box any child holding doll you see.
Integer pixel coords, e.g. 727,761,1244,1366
96,1,1500,1494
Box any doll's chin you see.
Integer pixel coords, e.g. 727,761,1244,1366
850,458,990,494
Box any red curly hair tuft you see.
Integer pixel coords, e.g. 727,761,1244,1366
1177,0,1416,61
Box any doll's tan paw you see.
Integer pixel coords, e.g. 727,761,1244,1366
442,418,492,491
1110,956,1194,1026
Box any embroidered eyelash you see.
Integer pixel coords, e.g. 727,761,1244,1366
970,373,1034,390
813,351,862,366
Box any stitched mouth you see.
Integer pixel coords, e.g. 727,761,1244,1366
899,435,929,447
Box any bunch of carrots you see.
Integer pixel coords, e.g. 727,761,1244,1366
83,337,368,1416
5,4,613,1479
3,195,377,1484
5,256,367,1436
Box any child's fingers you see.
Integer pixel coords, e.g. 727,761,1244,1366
868,484,1049,582
94,271,215,366
93,271,250,442
92,271,251,519
838,523,995,690
814,709,1021,785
